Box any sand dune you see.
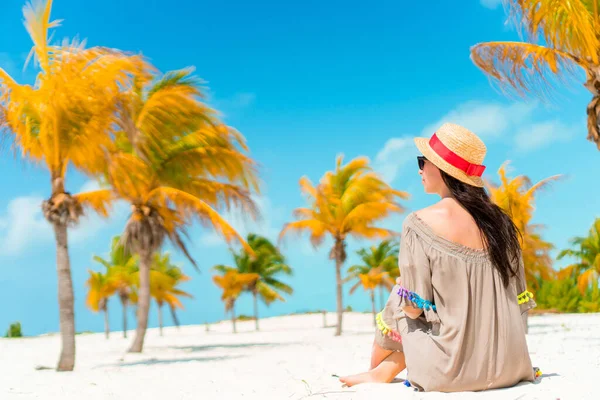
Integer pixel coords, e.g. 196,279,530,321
2,312,599,399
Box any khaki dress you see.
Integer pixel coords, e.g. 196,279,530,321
375,213,536,392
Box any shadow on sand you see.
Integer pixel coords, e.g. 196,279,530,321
166,342,294,353
100,355,243,368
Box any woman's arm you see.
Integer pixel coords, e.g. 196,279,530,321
396,278,424,319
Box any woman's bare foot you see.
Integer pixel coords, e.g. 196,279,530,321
339,371,378,387
340,351,406,387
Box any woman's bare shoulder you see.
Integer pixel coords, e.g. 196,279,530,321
414,201,452,227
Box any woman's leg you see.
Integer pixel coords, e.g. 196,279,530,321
340,350,406,387
370,339,394,370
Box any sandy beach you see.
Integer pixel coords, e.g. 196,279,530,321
2,312,598,400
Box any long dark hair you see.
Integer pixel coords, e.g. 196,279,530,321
441,171,521,287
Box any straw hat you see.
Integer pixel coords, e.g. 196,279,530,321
414,123,487,187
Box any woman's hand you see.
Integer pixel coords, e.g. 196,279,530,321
396,277,401,285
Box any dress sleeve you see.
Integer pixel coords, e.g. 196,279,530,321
397,225,440,323
515,253,536,314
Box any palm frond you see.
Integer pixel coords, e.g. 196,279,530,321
506,0,599,62
149,186,253,256
146,67,203,99
471,41,584,98
279,219,329,248
73,189,114,218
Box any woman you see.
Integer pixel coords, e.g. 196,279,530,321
340,123,538,392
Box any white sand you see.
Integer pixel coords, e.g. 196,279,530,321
2,312,599,400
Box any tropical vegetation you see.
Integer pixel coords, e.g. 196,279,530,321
0,0,143,371
557,218,600,295
471,0,600,150
85,270,115,339
212,270,260,333
3,0,600,376
213,234,293,331
487,163,560,290
146,253,193,336
280,156,409,336
91,236,138,338
346,240,399,324
5,322,23,338
105,66,259,353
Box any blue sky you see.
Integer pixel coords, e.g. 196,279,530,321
0,0,598,336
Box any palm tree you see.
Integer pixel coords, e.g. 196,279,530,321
280,156,409,336
214,234,293,331
212,270,260,333
0,1,142,371
85,270,116,339
92,236,138,338
470,1,600,149
346,240,399,323
107,67,259,353
487,163,560,290
149,253,193,336
557,218,600,295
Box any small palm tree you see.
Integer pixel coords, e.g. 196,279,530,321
149,253,193,336
212,270,259,333
558,218,600,294
471,0,600,149
107,67,259,353
214,234,293,330
486,162,560,290
280,156,409,336
92,236,138,338
347,240,399,322
85,271,116,339
0,1,142,370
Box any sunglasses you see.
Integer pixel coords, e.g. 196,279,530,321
417,156,427,170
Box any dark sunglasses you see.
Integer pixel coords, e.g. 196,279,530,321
417,156,427,170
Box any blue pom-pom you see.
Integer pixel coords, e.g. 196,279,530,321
404,380,411,387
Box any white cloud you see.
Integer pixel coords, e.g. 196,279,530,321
373,100,574,183
513,120,578,152
374,137,417,183
0,196,52,255
375,102,535,183
208,92,256,119
199,194,283,247
224,92,256,109
480,0,503,10
421,101,535,139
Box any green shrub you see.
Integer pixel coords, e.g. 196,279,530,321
535,278,581,312
5,322,23,338
579,282,600,313
535,277,600,313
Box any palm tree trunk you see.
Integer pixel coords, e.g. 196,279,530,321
253,290,259,331
53,222,76,371
371,289,376,326
158,303,163,337
120,294,128,338
379,286,384,311
335,252,344,336
129,250,152,353
103,303,110,339
169,305,180,328
231,302,237,334
585,77,600,149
